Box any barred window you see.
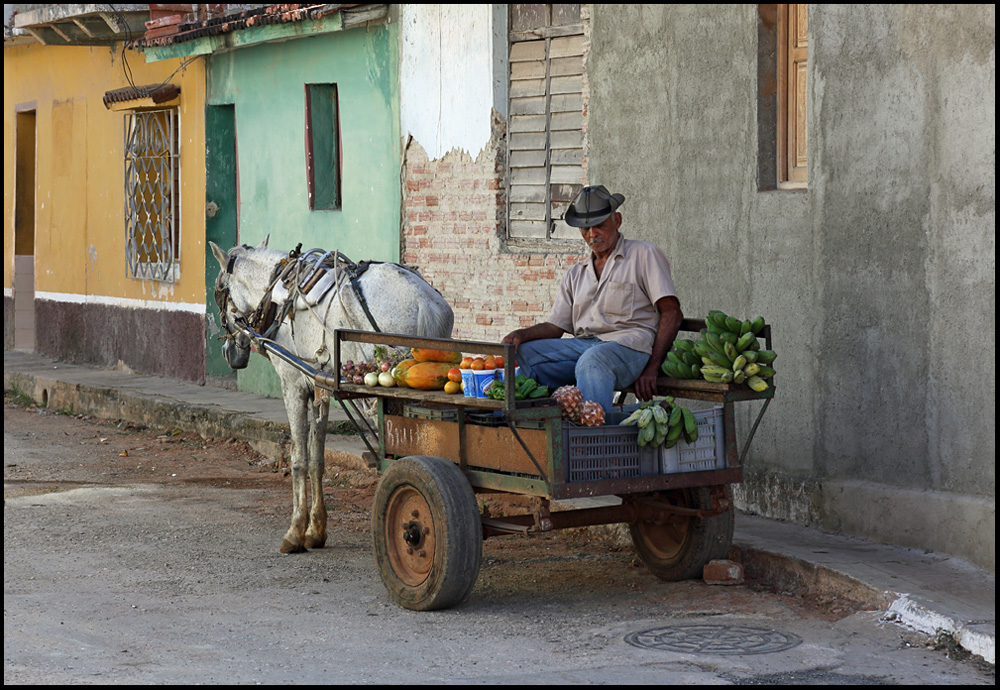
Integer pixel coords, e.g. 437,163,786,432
125,108,180,282
507,4,585,241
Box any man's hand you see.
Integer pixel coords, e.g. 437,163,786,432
501,329,526,347
501,322,565,348
633,362,661,401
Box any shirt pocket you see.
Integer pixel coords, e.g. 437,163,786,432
601,281,635,319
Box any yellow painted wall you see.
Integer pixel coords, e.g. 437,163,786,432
4,42,205,305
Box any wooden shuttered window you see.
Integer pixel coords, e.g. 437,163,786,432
508,4,585,240
778,4,807,186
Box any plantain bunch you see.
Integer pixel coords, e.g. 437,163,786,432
621,398,698,449
661,310,777,393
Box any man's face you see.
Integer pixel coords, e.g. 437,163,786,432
580,212,622,255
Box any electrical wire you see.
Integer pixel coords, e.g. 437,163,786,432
106,4,201,95
106,5,137,90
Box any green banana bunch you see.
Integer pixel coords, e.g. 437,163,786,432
693,310,776,392
622,398,699,449
661,341,702,379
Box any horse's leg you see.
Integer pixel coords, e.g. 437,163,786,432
280,382,311,554
303,395,329,549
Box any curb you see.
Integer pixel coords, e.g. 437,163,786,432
5,368,293,459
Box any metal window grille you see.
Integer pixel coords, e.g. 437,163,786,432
125,109,179,282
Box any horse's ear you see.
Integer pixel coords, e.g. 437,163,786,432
258,234,270,249
209,241,230,270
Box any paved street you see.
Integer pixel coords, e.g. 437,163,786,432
4,403,993,684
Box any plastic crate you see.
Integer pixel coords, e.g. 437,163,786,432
465,409,552,430
402,404,459,422
562,406,726,483
465,410,506,426
563,411,659,482
660,406,725,473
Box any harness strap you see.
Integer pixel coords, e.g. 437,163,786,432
348,271,382,333
286,251,384,334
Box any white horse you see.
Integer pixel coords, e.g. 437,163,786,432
210,237,454,553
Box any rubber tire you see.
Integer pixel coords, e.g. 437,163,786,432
372,456,483,611
629,486,735,581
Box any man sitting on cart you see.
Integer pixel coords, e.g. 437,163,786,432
502,185,683,412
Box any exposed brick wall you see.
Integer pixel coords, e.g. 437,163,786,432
402,6,593,347
402,126,585,346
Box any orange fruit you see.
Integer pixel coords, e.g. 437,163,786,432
447,368,462,383
494,355,505,368
444,381,462,395
470,358,485,371
459,357,474,370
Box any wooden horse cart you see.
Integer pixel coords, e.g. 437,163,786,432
310,319,774,611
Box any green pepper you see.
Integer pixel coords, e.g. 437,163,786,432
487,380,505,400
518,379,538,398
529,385,549,398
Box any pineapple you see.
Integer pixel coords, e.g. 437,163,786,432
553,385,584,423
578,400,605,427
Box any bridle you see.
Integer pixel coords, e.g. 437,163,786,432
214,246,289,370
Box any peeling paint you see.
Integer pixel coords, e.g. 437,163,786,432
400,5,500,161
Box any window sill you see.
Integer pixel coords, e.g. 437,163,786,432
775,181,808,191
502,236,584,255
130,262,180,283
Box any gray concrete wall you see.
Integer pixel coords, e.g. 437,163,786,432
585,4,995,570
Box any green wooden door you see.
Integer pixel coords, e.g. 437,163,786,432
205,104,239,379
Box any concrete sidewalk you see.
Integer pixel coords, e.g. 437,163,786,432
4,349,994,665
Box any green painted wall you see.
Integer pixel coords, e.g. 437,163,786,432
207,22,401,397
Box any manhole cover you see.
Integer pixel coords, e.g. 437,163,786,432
625,624,803,655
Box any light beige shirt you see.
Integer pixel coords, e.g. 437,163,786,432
547,235,677,354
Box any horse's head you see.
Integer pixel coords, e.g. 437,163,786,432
210,237,271,370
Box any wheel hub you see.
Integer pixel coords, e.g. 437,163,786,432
384,485,436,587
403,521,423,548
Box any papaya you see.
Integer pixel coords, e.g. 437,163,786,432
391,359,420,387
403,362,454,390
410,348,462,364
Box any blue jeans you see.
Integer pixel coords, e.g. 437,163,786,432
515,337,649,412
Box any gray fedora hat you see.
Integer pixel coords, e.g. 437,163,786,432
564,185,626,228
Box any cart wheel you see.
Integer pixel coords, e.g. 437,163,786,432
629,486,734,581
372,455,482,611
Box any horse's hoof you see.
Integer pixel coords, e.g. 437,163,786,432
280,539,306,554
304,534,327,549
